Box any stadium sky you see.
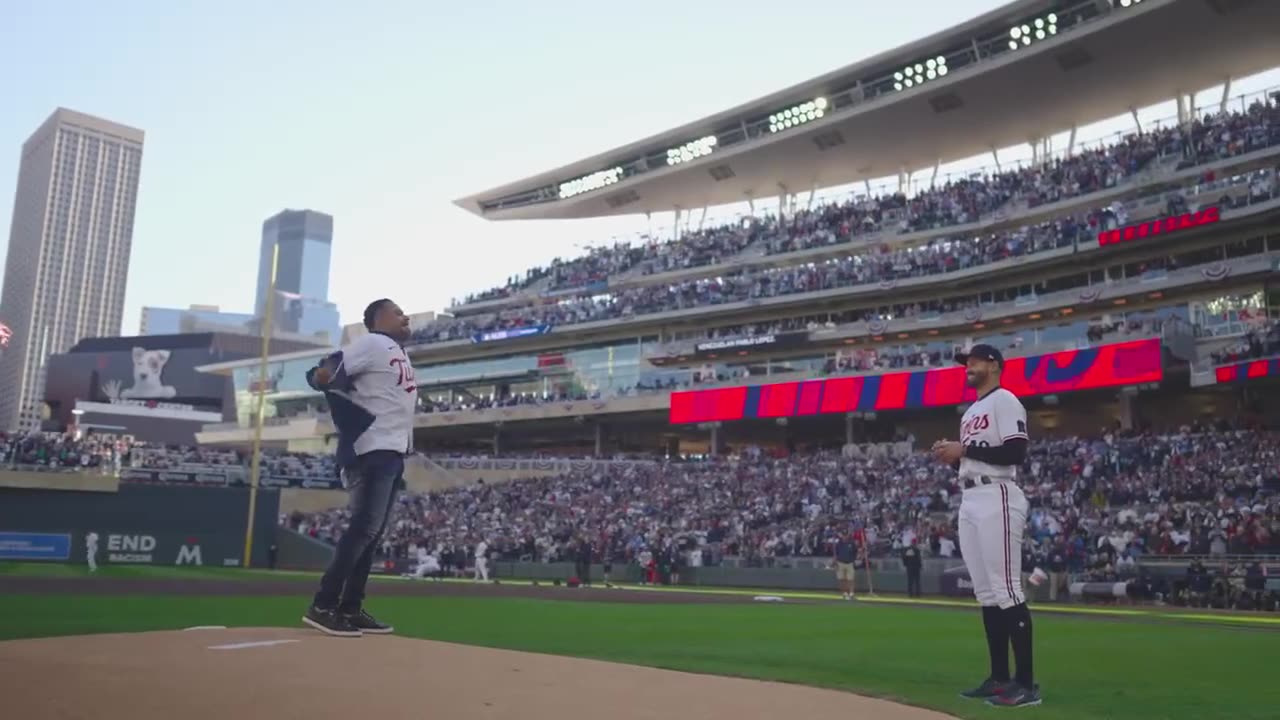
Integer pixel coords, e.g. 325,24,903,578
1,0,1278,337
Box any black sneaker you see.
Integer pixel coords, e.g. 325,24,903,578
987,683,1042,708
302,606,362,637
342,609,394,634
960,677,1015,700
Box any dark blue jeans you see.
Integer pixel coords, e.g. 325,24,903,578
313,450,403,612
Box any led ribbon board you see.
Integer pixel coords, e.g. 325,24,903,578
669,338,1163,424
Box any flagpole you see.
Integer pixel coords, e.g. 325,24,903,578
243,243,279,568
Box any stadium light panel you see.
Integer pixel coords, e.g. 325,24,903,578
768,97,827,134
1008,13,1057,50
558,166,623,199
895,55,947,92
1119,0,1142,6
666,135,718,166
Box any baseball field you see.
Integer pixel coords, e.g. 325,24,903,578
1,562,1276,720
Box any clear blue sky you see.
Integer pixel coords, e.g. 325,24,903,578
1,0,1277,336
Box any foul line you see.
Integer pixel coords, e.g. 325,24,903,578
208,639,300,650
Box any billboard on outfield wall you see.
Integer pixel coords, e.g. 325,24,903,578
0,483,280,567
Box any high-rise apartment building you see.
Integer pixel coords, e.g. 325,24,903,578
0,109,144,431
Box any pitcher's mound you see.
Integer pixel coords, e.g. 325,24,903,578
1,627,956,719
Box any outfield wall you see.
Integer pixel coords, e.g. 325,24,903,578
0,483,279,568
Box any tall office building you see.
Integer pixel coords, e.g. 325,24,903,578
256,210,332,315
256,209,339,343
0,109,144,431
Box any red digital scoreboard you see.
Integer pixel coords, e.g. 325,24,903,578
669,338,1163,424
1096,207,1219,247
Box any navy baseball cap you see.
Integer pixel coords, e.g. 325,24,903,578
954,343,1004,366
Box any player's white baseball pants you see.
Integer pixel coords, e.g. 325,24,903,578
959,481,1028,609
474,558,489,581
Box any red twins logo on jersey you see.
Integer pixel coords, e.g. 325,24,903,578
389,357,417,394
961,414,990,442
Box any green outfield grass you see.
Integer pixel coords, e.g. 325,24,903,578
2,565,1278,719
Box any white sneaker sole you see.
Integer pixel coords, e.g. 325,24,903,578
358,626,394,635
302,615,362,638
986,697,1042,708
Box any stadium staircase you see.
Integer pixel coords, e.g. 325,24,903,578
404,454,470,492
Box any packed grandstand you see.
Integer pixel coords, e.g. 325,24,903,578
6,1,1280,617
5,428,1277,610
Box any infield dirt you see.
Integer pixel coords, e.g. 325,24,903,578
0,627,958,720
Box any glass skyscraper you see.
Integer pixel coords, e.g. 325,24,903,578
256,210,339,344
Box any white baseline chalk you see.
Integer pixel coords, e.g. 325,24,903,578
208,640,300,651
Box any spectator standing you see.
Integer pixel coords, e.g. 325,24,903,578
902,540,923,598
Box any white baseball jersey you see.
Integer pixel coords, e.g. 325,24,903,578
958,387,1028,481
332,332,417,456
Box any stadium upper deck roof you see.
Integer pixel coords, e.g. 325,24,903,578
455,0,1280,221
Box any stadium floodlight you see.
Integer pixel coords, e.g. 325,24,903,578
1118,0,1142,6
894,55,947,92
1007,13,1056,50
558,166,624,199
768,97,828,133
666,135,718,166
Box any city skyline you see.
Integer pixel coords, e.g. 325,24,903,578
0,107,144,431
2,2,1279,342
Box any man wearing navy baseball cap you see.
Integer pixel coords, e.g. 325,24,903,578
934,341,1042,707
953,343,1004,367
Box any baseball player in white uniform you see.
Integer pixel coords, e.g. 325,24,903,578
85,532,99,573
473,539,489,582
410,546,442,580
932,344,1039,708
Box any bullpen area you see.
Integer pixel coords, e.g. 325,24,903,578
1,563,1277,720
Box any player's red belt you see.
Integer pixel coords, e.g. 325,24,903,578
962,475,1015,489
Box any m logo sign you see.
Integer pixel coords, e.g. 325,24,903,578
175,544,203,566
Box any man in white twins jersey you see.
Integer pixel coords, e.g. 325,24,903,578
302,299,417,638
932,344,1040,708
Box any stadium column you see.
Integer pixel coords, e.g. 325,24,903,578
709,422,721,457
1219,78,1232,115
1117,390,1135,432
594,422,603,458
845,412,854,447
673,208,682,241
493,426,501,456
1130,108,1143,136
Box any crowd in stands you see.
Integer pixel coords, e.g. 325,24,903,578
285,425,1279,610
1210,319,1280,366
0,432,126,471
437,99,1280,336
0,433,337,482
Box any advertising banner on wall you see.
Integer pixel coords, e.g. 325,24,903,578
939,564,974,598
117,467,340,490
0,484,280,567
0,532,72,561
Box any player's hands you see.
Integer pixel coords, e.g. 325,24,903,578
311,358,337,387
932,440,964,465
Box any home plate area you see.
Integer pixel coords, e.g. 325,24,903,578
0,627,956,720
